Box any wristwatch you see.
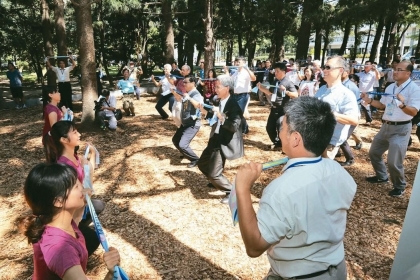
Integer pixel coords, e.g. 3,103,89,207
399,103,406,109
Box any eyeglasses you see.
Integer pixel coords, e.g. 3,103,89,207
395,69,409,72
324,65,343,70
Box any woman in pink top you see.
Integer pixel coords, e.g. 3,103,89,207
42,86,69,143
19,163,120,279
44,121,105,256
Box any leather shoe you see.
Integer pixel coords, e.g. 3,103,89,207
340,160,354,167
187,161,198,168
221,194,230,204
354,142,362,150
207,182,216,188
366,176,389,183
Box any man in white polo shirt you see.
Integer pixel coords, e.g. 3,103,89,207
227,56,256,134
361,61,420,197
235,96,356,280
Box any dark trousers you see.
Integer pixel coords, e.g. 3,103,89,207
172,125,200,162
361,105,373,123
340,125,356,161
233,93,249,133
198,134,232,192
266,108,283,146
155,94,175,119
58,81,73,110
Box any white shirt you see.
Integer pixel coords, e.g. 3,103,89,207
381,78,420,122
357,71,377,92
214,96,229,134
386,70,395,83
160,76,176,96
257,157,356,278
52,65,74,82
285,70,300,87
232,68,251,93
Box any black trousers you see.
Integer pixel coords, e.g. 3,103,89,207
266,108,283,146
58,81,73,110
198,134,232,192
340,125,356,161
172,125,200,162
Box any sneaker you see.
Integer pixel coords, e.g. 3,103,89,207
388,188,405,197
15,105,21,109
365,122,371,126
354,142,362,150
366,176,389,183
22,104,27,109
100,125,106,131
340,160,354,167
187,161,198,168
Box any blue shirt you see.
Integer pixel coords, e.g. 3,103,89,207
315,84,358,146
6,69,22,87
117,78,135,93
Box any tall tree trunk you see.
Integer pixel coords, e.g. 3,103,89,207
74,0,97,126
321,28,330,66
386,22,397,65
394,24,409,58
196,50,203,65
369,15,385,62
295,0,313,60
176,16,185,65
54,0,68,57
351,25,359,60
338,19,351,55
361,22,372,64
380,19,392,65
97,0,112,86
41,0,54,57
237,0,245,56
314,26,322,60
273,26,285,62
247,40,256,67
203,0,215,73
226,39,233,66
162,0,175,64
415,30,420,59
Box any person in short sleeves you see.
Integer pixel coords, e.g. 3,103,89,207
151,64,177,119
360,61,420,197
6,62,25,109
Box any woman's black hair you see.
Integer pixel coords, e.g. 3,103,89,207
207,69,217,78
44,121,78,163
18,163,78,244
303,66,315,81
42,86,58,107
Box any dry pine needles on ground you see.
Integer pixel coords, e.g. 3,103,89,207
0,93,418,279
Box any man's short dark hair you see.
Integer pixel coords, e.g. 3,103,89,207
284,96,336,156
102,89,110,97
273,62,287,72
184,75,197,85
406,63,414,73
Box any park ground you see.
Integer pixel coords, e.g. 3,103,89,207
0,81,419,279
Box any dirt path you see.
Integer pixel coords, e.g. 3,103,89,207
0,94,418,279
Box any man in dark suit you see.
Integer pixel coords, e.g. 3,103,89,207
198,74,244,204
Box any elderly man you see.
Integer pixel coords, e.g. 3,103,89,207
151,64,176,119
96,89,118,131
198,74,244,204
235,96,357,280
314,56,359,159
172,75,203,168
361,61,420,197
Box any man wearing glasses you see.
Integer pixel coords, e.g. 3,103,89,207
172,75,203,168
360,61,420,197
314,56,359,159
351,61,381,125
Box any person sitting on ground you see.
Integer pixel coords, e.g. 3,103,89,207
96,89,118,131
44,121,105,256
115,68,138,116
18,163,121,279
151,64,176,120
235,96,357,280
6,61,26,109
42,86,69,143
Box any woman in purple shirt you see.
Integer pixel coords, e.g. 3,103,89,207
19,163,120,279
